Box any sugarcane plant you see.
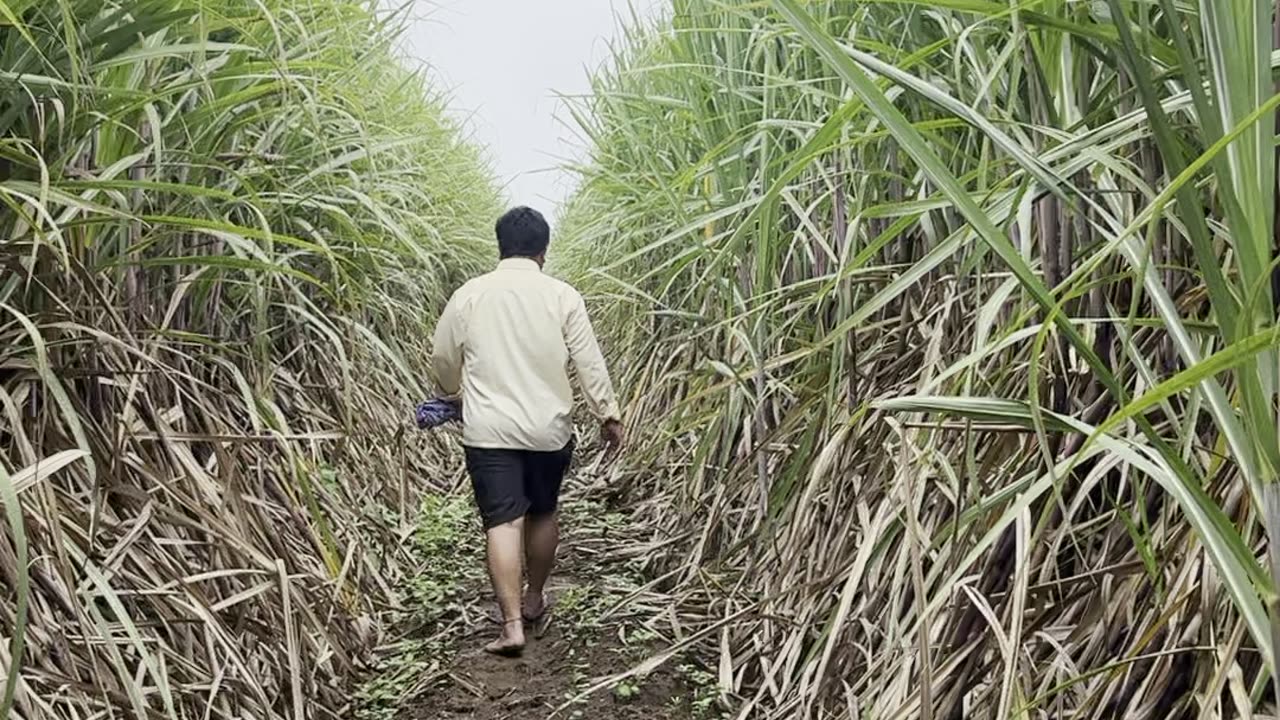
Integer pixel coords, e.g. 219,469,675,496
561,0,1280,716
0,1,498,718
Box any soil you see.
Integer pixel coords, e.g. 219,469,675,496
406,576,689,720
375,475,713,720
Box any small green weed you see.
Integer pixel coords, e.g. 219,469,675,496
613,678,643,702
355,637,444,720
404,494,482,623
676,663,727,719
356,494,479,719
619,624,658,646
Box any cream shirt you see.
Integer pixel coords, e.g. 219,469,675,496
431,257,621,451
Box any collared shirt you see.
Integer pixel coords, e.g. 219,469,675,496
431,257,621,451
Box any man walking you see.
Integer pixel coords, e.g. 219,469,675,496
431,206,624,656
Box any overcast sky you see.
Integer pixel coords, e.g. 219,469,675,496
393,1,658,223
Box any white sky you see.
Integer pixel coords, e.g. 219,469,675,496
393,0,658,223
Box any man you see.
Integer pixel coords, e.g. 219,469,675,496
431,206,624,656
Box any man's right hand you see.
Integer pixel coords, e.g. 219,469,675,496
602,419,625,451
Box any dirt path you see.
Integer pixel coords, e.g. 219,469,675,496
408,573,685,720
356,469,721,720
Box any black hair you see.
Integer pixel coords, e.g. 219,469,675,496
495,206,550,259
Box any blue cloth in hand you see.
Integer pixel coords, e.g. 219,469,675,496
416,398,461,429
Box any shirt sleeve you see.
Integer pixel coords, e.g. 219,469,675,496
564,290,621,422
431,293,464,396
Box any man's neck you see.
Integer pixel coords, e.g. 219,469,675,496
498,256,543,270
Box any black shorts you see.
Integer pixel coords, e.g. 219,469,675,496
463,439,575,529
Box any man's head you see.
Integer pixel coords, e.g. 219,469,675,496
496,206,550,264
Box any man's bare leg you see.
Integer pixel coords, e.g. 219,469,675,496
523,512,558,618
484,517,526,655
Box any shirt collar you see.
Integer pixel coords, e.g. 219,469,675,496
497,257,542,272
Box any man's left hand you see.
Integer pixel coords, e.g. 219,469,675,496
602,419,625,451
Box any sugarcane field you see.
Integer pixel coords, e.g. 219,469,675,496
4,0,1280,718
